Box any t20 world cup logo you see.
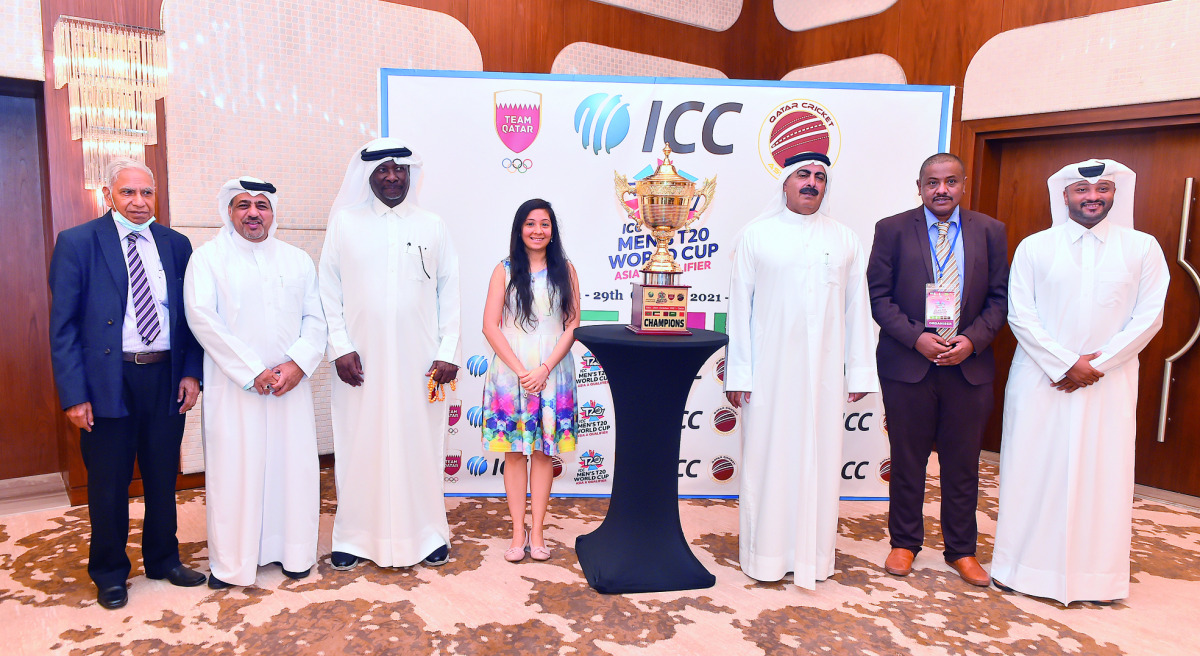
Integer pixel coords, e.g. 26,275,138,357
495,90,541,154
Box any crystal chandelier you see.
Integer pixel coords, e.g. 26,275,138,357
52,16,167,189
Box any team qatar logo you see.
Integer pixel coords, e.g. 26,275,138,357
447,400,462,426
878,457,891,484
758,99,841,178
444,449,462,476
495,90,541,154
711,455,737,482
712,405,738,435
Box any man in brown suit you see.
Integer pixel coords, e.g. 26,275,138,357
866,153,1008,586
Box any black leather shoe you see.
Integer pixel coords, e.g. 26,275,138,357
993,579,1014,592
207,574,234,590
422,545,449,567
149,565,207,587
282,566,312,580
330,551,360,571
97,584,128,610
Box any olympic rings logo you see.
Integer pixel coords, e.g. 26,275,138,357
502,158,533,173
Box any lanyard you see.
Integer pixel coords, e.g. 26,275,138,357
928,221,960,279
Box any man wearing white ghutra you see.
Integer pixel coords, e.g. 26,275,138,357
320,137,462,572
992,159,1169,605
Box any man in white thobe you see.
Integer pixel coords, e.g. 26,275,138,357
992,159,1169,604
184,177,326,589
320,137,461,570
725,152,879,587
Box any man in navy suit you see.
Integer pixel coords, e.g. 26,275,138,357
49,159,206,609
866,153,1008,587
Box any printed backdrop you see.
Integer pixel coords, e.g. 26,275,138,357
382,71,952,498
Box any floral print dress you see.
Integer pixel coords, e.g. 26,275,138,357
481,261,577,456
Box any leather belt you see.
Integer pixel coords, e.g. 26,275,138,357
123,351,169,364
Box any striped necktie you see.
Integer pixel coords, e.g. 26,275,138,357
935,221,960,340
125,232,162,346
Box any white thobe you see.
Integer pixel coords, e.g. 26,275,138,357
320,197,461,567
184,231,326,586
726,208,879,587
993,219,1168,604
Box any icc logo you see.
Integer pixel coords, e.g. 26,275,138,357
466,405,484,428
466,455,489,476
579,400,605,422
844,412,872,432
758,99,841,178
467,355,489,377
575,93,631,154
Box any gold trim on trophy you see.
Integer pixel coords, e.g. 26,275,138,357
614,145,717,334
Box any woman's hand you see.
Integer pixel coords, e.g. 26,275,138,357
519,363,550,393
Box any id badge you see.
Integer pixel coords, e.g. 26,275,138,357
925,283,956,329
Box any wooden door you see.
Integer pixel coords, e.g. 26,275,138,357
0,81,62,480
971,118,1200,497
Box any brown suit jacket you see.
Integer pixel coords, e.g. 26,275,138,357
867,206,1008,385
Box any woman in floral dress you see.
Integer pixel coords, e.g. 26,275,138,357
481,198,579,562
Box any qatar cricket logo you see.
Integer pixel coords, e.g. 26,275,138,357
758,99,841,178
495,90,540,154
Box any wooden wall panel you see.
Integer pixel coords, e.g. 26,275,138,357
0,81,59,479
38,0,175,501
964,102,1200,496
396,0,1165,151
1001,0,1167,30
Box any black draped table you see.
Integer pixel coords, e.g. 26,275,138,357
573,324,728,594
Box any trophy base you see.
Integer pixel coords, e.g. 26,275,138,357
628,281,691,335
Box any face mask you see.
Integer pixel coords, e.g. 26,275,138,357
113,208,156,232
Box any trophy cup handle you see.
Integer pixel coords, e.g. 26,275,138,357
614,172,642,228
688,175,718,227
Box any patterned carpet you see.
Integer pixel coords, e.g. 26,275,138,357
2,461,1198,655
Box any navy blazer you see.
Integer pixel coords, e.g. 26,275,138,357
866,206,1009,386
48,212,203,417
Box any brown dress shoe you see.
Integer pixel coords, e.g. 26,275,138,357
946,556,991,587
884,548,915,576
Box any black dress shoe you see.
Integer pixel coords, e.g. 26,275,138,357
330,551,360,571
149,565,207,587
993,580,1014,592
282,566,312,580
97,584,128,610
207,574,234,590
422,545,450,567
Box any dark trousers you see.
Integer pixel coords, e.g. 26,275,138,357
80,360,185,588
880,364,992,561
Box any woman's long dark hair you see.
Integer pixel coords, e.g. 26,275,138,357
506,198,575,330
